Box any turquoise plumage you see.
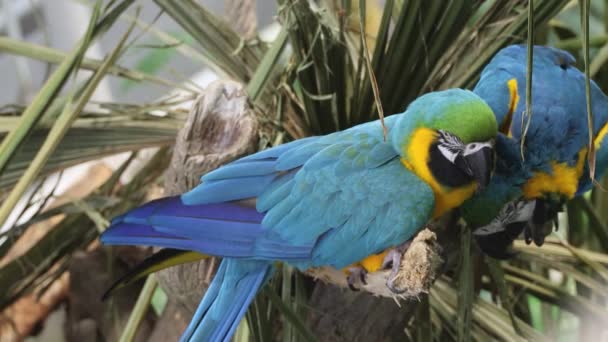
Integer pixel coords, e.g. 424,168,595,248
168,113,437,269
102,89,497,341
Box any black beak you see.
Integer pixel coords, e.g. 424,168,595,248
455,145,493,191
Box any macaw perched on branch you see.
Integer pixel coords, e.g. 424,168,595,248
467,45,608,258
101,89,497,342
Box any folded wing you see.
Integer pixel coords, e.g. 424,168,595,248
102,117,435,270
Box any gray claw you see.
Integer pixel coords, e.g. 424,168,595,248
347,266,368,291
387,276,407,295
381,249,402,270
384,241,412,294
554,216,559,232
524,224,533,245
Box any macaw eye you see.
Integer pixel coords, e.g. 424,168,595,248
463,141,493,156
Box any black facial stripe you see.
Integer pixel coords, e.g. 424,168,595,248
429,142,473,188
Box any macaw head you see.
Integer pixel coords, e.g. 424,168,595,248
467,44,608,258
391,89,497,217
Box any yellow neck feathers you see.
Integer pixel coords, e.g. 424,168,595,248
522,148,588,199
401,128,478,218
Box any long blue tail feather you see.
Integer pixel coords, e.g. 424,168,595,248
181,259,273,342
101,196,313,260
112,197,265,224
100,222,203,251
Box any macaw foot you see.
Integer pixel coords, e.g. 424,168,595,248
523,213,558,247
381,241,411,294
346,266,368,291
524,197,563,247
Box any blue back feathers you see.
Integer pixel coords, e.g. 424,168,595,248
475,44,608,173
465,44,608,227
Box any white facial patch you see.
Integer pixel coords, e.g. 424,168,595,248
463,141,493,156
437,145,459,162
473,199,536,236
437,130,464,163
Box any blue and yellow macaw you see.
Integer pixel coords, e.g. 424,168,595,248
101,89,497,341
466,44,608,258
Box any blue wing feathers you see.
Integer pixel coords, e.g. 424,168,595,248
104,116,435,267
301,143,348,171
182,175,276,205
276,142,329,170
256,173,296,212
236,136,318,162
368,143,398,166
474,44,608,195
308,160,433,268
202,160,280,181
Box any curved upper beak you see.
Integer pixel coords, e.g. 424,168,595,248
457,142,494,191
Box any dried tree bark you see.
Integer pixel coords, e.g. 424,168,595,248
306,283,419,342
149,80,259,340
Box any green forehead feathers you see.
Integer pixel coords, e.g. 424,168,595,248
391,89,498,152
